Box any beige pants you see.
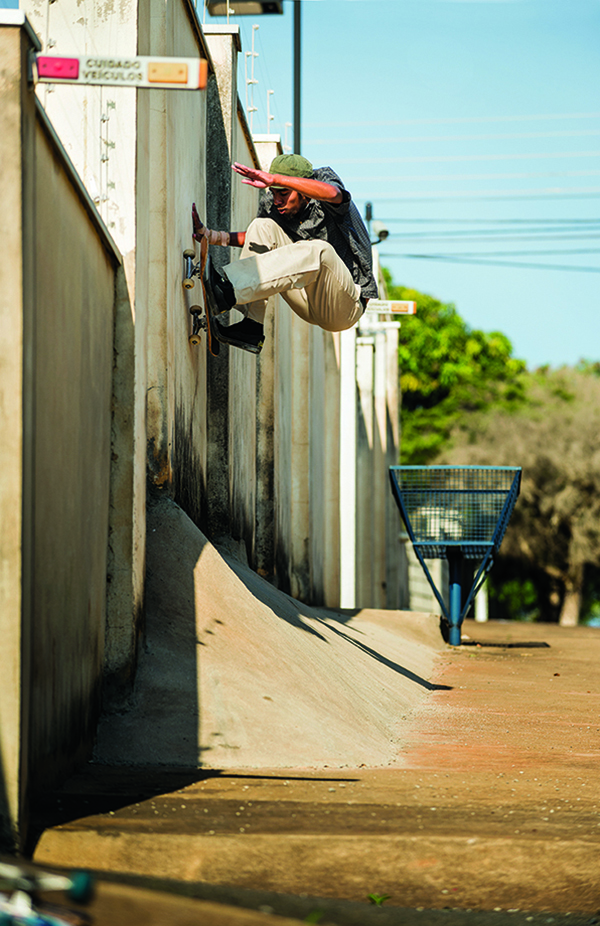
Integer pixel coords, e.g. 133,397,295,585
222,218,364,332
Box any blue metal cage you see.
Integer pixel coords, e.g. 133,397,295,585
389,466,522,645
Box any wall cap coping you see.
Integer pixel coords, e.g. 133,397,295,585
202,24,242,51
0,10,42,51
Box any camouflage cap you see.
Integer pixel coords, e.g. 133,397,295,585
269,154,313,188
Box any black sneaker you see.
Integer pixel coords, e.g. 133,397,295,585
203,254,236,317
213,317,265,355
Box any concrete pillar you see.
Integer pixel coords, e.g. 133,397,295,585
339,328,357,609
475,581,489,622
252,137,282,578
289,315,311,601
309,328,326,603
254,301,276,577
384,324,406,608
322,332,342,608
274,306,293,594
203,26,242,539
356,336,375,607
0,13,38,852
372,329,388,608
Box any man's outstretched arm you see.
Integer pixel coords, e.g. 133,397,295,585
232,162,343,204
192,203,246,247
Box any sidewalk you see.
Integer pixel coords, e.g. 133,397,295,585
31,618,600,922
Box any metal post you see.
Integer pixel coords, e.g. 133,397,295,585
293,0,301,153
447,548,462,646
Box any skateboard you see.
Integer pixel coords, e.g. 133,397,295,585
182,237,220,357
0,860,94,925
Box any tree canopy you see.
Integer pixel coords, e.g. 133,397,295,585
383,270,527,464
440,366,600,626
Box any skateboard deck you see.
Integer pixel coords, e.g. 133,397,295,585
0,859,94,925
182,238,220,356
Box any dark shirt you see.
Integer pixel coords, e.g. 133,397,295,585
257,166,378,301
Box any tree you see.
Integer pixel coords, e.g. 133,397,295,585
383,271,527,464
441,367,600,626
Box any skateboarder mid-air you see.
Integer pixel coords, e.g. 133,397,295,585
193,154,378,354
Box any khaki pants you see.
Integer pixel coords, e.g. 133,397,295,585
223,218,364,332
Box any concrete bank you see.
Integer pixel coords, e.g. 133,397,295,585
93,496,445,769
32,619,600,918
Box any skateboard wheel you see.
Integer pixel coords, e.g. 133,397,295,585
183,278,195,290
183,248,196,259
67,870,94,904
189,334,201,346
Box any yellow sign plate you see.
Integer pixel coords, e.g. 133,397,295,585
148,61,189,84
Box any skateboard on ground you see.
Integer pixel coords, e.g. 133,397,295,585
0,860,94,925
182,236,220,357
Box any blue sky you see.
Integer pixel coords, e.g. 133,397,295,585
202,0,600,369
6,0,598,368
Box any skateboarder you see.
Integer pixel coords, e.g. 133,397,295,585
195,154,378,354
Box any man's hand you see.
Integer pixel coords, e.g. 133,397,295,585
232,163,274,189
192,203,206,241
232,161,343,205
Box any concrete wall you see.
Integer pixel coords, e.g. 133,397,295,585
1,4,410,844
21,0,146,702
0,15,123,849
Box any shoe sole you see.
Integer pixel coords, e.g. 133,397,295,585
203,255,233,317
213,326,264,355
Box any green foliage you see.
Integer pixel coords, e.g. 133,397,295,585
367,893,391,906
382,269,527,464
487,573,540,622
303,912,325,924
442,366,600,624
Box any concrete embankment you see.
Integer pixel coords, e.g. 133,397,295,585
93,494,445,769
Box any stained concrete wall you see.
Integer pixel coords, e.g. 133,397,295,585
1,5,410,841
20,0,146,702
0,15,123,848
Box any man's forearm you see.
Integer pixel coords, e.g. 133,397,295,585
270,174,343,204
200,228,246,247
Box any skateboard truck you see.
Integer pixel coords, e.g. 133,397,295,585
189,305,207,346
183,248,201,289
182,240,219,356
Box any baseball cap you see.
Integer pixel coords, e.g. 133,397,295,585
269,154,313,189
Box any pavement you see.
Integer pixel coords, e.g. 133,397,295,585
30,617,600,925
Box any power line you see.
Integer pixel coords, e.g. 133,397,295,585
386,232,600,243
346,170,600,182
379,253,600,273
376,217,600,224
335,150,600,166
307,129,600,146
306,112,600,129
355,188,600,201
381,248,600,257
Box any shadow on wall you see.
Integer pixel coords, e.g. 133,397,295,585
93,494,449,769
0,741,15,854
93,490,205,767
